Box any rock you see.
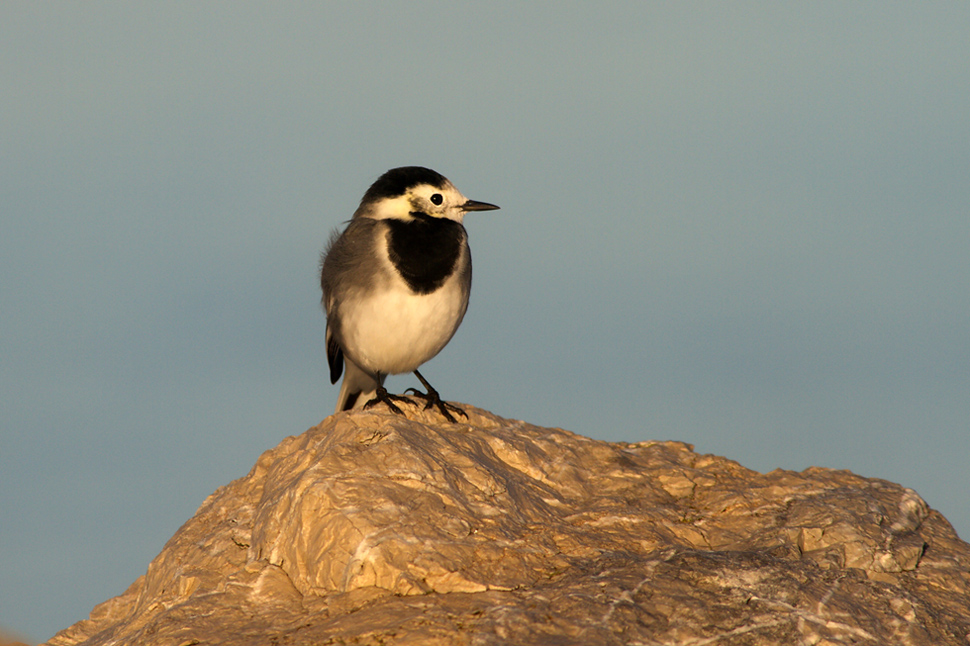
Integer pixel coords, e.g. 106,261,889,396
47,405,970,645
0,628,31,646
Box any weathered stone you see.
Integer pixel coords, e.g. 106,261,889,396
46,405,970,645
0,628,31,646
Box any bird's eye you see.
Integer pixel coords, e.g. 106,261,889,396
430,193,443,206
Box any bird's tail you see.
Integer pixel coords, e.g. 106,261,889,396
335,359,383,413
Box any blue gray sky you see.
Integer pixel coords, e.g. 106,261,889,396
2,3,968,642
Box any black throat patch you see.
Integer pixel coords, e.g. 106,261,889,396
386,213,465,294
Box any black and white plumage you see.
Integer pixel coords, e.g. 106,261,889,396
320,166,499,422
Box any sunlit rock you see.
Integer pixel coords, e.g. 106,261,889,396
47,405,970,645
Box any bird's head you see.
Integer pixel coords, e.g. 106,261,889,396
354,166,499,223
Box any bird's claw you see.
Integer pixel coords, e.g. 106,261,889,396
405,388,467,423
363,386,412,417
363,373,465,423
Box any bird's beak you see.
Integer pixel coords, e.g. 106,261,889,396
461,199,500,212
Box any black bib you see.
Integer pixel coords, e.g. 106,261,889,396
386,213,465,295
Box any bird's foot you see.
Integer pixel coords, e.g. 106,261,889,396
404,387,467,423
363,386,414,417
405,370,468,423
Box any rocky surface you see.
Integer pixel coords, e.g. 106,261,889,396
0,629,30,646
47,405,970,645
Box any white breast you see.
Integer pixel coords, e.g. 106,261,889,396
340,271,468,376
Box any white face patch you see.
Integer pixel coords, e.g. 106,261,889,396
406,182,468,222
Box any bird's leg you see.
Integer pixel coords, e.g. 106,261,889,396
405,369,467,423
363,374,415,417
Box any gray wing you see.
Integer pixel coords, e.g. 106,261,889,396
320,218,385,383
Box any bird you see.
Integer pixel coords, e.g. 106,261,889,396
320,166,499,422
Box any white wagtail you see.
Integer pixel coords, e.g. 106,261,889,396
320,166,499,422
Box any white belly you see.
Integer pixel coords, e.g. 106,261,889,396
340,275,467,376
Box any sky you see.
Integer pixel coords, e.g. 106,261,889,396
2,3,968,642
